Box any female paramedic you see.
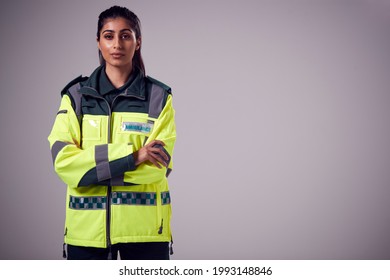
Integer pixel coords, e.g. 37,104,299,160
48,6,176,260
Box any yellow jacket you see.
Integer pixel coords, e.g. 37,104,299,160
48,66,176,248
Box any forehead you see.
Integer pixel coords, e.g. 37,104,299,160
101,17,133,32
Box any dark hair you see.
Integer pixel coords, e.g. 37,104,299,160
97,6,145,75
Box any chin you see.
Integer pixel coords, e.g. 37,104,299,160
107,61,132,68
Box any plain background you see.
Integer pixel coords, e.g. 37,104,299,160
1,0,390,260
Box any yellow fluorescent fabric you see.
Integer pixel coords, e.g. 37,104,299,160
48,95,135,188
124,95,176,185
48,81,176,248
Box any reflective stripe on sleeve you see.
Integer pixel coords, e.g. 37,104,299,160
95,144,111,182
51,141,69,164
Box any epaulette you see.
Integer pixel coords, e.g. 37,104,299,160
146,76,172,94
61,75,89,96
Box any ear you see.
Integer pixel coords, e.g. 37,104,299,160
96,37,101,50
136,37,141,51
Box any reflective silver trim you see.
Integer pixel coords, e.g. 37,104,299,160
51,141,68,164
95,144,111,181
148,84,164,119
68,83,82,117
112,192,157,205
111,191,171,205
161,191,171,205
69,195,107,210
69,192,171,210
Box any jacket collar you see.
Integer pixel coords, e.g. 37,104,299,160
79,65,146,99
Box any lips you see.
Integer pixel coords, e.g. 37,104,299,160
111,53,125,58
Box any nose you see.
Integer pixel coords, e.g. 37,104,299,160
113,36,122,49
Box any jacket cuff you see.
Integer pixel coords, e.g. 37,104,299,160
127,154,136,171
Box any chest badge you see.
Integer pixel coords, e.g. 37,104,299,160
121,122,153,133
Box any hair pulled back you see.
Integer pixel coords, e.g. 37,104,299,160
97,6,145,75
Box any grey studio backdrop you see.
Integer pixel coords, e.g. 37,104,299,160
0,0,390,260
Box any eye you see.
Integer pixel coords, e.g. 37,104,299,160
103,34,114,40
121,33,132,40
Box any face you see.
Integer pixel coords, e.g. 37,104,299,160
97,17,140,70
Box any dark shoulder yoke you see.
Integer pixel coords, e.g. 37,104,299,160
61,75,88,123
146,76,172,119
146,76,172,94
61,75,88,96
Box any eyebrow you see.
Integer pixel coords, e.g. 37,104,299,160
102,29,133,34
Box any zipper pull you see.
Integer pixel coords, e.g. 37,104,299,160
158,219,163,234
169,239,174,255
62,243,67,259
62,228,68,259
107,245,112,260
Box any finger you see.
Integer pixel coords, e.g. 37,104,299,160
148,155,163,169
150,147,169,161
151,140,166,147
150,151,168,167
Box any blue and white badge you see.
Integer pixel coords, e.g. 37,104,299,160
121,122,153,133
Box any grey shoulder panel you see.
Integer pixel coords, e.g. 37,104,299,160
61,75,88,96
61,75,88,117
146,76,172,119
149,84,166,119
67,83,83,117
146,76,172,94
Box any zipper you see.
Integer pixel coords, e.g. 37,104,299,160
158,219,163,234
170,235,174,255
81,87,145,259
106,185,112,259
105,95,113,259
156,187,163,234
82,87,115,258
62,227,68,258
124,87,146,101
81,87,145,142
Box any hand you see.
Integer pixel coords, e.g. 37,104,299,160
133,140,169,169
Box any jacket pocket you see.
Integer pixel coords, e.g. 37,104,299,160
65,206,106,247
81,115,109,149
82,116,101,140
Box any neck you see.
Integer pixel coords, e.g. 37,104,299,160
105,64,133,89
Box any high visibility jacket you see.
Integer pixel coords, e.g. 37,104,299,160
48,66,176,248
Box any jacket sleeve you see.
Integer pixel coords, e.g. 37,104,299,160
48,94,136,188
123,94,176,185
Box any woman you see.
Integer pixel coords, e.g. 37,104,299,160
48,6,176,260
